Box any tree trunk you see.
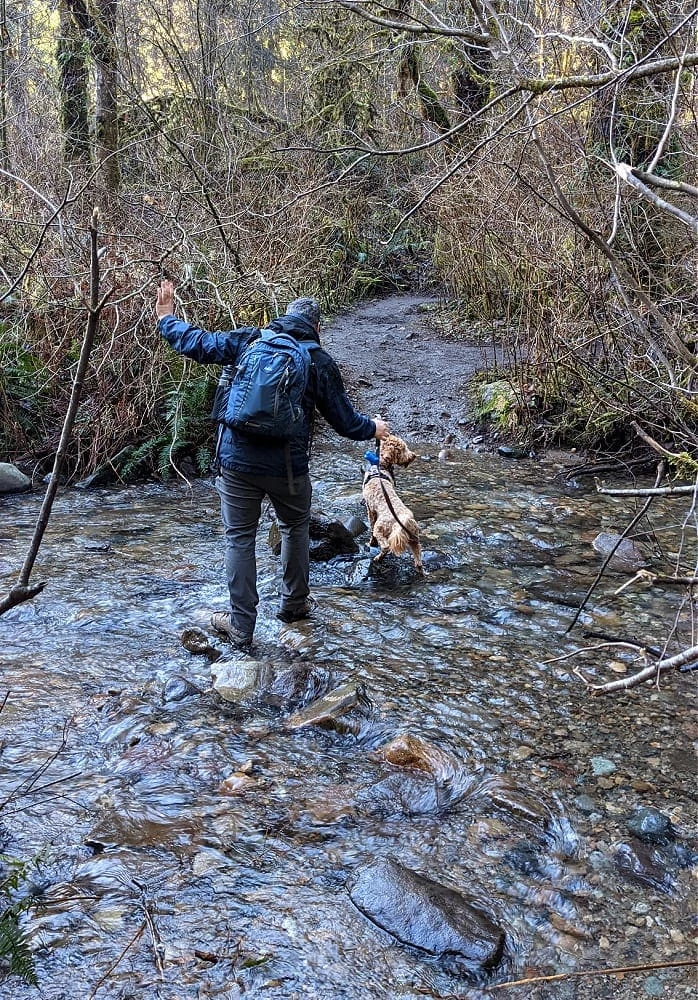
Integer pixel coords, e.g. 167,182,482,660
0,0,9,173
94,0,120,191
58,2,90,165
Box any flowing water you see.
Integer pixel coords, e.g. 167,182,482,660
1,441,696,999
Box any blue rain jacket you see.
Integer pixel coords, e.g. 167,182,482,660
159,312,376,477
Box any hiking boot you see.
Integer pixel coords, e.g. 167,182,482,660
276,596,317,623
210,612,253,649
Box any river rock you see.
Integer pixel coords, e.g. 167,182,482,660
219,771,257,796
372,733,462,784
268,515,358,561
614,840,675,894
626,806,675,844
211,658,270,702
163,675,204,702
258,661,333,710
591,532,647,571
344,515,368,538
484,779,552,826
0,462,31,494
284,680,369,731
181,628,223,660
591,756,616,777
347,858,505,972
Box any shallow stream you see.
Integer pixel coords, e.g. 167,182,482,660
1,441,696,999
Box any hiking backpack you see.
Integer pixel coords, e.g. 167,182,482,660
217,329,320,439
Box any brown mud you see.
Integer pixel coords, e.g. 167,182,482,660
322,294,499,445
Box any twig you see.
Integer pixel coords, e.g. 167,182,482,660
630,421,692,462
582,630,663,657
140,895,165,979
566,462,664,634
87,920,146,999
485,958,698,991
0,722,70,810
542,641,651,664
0,207,109,617
590,644,698,694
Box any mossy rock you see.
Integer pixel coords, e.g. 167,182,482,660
473,379,517,426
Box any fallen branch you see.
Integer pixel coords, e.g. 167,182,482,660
590,644,698,694
631,421,696,465
596,484,696,497
484,958,698,992
0,207,109,618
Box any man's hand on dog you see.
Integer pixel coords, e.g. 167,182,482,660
374,417,390,440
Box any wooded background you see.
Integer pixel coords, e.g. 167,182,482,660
0,1,696,479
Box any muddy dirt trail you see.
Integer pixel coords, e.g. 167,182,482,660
322,294,500,445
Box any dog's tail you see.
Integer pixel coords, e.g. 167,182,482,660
388,523,410,556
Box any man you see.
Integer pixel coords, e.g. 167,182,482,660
156,279,389,648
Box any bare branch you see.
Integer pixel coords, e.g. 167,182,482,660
596,485,697,496
590,645,698,694
631,169,698,199
616,164,698,232
331,0,490,44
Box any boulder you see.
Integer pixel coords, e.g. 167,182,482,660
348,858,505,972
0,462,31,494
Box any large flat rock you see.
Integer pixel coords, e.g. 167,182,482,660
348,857,505,971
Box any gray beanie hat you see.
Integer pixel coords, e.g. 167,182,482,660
286,297,321,326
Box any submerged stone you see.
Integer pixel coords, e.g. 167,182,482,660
357,769,475,818
348,857,505,972
591,532,647,571
259,661,333,710
163,675,204,702
614,840,675,895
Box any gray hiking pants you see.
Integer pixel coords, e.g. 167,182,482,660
215,468,312,636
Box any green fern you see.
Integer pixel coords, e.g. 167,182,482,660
0,856,39,986
119,370,215,480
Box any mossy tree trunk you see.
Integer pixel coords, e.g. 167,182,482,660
93,0,120,192
0,0,9,173
57,2,90,166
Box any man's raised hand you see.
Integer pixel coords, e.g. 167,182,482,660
156,279,176,319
